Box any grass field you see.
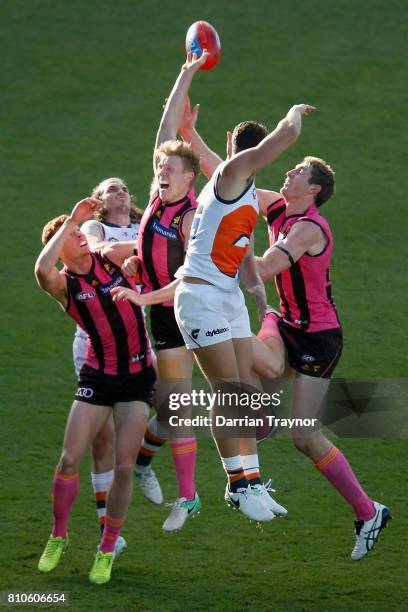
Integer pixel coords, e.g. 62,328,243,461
1,1,407,610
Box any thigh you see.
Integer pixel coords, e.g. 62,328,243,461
113,402,150,463
251,334,286,379
228,289,252,342
232,336,254,381
157,345,194,379
94,413,115,446
155,346,194,435
194,339,240,384
292,373,330,421
63,400,111,461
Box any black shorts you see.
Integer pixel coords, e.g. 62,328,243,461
150,304,185,351
277,319,343,378
75,364,156,407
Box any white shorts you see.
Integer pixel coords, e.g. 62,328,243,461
174,281,251,350
73,326,87,377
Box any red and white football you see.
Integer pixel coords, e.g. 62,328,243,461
185,21,221,71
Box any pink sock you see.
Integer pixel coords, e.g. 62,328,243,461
315,447,374,520
170,438,197,500
51,471,79,537
99,515,125,554
258,310,281,342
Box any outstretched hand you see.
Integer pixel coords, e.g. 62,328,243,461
182,50,209,73
179,95,200,136
111,286,146,306
155,50,209,152
69,197,101,225
289,104,316,118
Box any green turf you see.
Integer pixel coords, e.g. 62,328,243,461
1,1,407,610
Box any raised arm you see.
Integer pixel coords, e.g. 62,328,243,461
178,96,222,179
34,197,100,306
218,104,316,201
256,220,326,281
34,224,71,307
80,219,106,247
154,52,208,169
256,189,284,217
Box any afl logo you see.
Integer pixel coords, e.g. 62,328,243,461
77,387,94,398
76,290,95,301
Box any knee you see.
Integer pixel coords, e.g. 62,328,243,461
252,353,285,379
292,434,314,457
114,462,134,481
262,358,285,379
58,451,77,475
275,357,285,378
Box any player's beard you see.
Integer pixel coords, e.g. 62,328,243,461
114,201,131,214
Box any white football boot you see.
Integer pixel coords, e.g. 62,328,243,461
225,484,275,522
252,479,288,517
162,493,201,532
112,536,127,560
351,501,392,560
134,466,164,505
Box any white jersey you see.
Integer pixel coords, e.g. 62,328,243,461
80,220,139,243
176,164,259,292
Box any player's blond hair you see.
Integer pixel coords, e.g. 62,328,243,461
41,214,69,245
304,156,335,206
155,140,200,180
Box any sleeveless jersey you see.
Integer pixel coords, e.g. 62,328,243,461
176,164,259,292
100,221,139,242
137,190,197,306
267,198,340,332
80,220,139,243
75,221,141,344
65,250,151,375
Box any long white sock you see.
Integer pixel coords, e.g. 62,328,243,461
91,470,114,529
241,453,262,484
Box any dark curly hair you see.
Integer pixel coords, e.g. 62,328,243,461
232,121,268,154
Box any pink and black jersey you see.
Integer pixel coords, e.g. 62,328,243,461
267,198,340,332
137,190,197,306
64,250,151,375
